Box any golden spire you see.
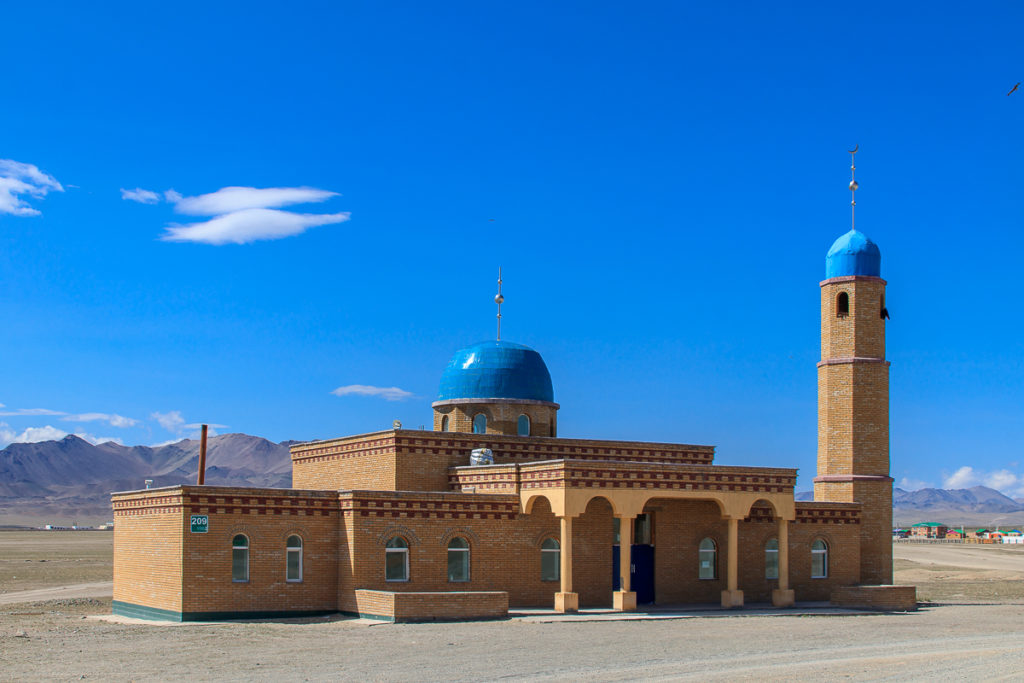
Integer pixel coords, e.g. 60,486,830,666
495,267,504,341
848,144,859,232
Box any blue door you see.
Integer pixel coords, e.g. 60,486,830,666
612,544,655,604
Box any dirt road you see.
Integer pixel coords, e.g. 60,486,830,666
894,542,1024,573
0,581,112,605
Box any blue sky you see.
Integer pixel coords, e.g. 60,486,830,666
1,2,1022,495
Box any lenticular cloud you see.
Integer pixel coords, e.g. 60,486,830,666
123,183,349,244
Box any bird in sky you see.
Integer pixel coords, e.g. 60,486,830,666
1008,82,1020,96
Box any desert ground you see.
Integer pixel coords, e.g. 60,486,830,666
2,532,1023,681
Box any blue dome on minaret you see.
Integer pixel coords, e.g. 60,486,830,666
825,229,881,279
438,340,554,403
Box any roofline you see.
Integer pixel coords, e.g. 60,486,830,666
431,398,560,409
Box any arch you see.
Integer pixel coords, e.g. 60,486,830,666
286,534,303,582
440,415,449,432
447,536,470,582
517,414,530,436
523,493,557,516
438,527,481,546
472,413,487,434
836,291,850,317
385,536,409,582
744,497,780,519
375,525,421,547
232,534,249,582
811,538,828,578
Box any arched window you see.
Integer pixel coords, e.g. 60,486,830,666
286,535,303,582
540,538,560,581
232,534,249,582
385,537,409,582
698,538,717,579
811,539,828,578
836,292,849,317
765,538,779,580
517,414,530,436
472,413,487,434
440,415,449,432
447,537,470,582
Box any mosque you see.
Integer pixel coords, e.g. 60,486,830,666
111,157,915,621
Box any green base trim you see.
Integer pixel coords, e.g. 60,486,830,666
112,600,336,622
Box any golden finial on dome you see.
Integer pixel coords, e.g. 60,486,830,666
495,267,504,341
848,144,859,231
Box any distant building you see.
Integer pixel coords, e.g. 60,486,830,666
910,522,948,539
945,529,964,539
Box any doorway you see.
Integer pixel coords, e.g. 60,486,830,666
612,513,655,604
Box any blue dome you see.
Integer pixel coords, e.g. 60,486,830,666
437,340,554,403
825,229,881,278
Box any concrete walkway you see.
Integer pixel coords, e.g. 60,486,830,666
509,602,892,622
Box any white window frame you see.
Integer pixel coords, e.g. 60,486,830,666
447,537,470,583
232,534,249,583
698,538,717,580
765,538,779,580
540,538,560,581
811,539,828,578
385,537,410,582
286,535,303,583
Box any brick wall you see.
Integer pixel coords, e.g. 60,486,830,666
353,589,508,621
112,488,185,614
817,275,892,586
433,401,558,437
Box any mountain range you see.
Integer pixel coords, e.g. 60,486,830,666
0,433,293,524
3,434,1023,526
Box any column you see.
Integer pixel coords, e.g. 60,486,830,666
721,516,744,608
772,517,795,607
554,515,578,612
613,515,636,611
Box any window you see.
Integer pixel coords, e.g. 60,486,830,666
698,538,717,579
541,538,560,581
517,414,530,436
286,535,303,582
836,292,849,317
385,537,409,581
765,538,779,580
440,415,449,432
232,534,249,582
473,413,487,434
447,537,470,582
811,539,828,578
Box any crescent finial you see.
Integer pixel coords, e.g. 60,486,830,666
848,143,859,154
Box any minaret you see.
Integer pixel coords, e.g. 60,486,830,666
814,146,893,585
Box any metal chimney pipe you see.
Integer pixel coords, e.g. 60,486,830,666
197,424,208,485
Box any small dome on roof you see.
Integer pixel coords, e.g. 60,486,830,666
438,340,554,403
826,229,881,278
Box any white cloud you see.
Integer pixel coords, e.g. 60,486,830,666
331,385,415,401
151,410,185,432
0,407,65,417
943,466,1024,498
120,187,161,204
125,184,348,245
12,425,69,443
64,412,139,428
172,186,337,216
161,208,350,245
0,159,63,216
898,477,933,491
944,466,979,489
